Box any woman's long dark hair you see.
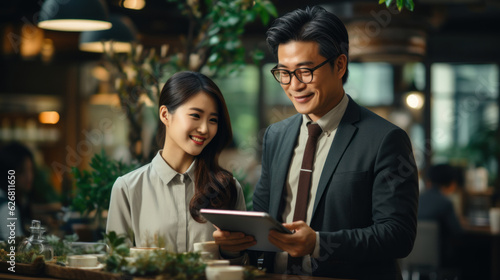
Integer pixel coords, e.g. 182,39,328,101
156,71,237,222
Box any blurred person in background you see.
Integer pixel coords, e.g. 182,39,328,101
0,142,36,240
0,141,62,241
418,163,464,268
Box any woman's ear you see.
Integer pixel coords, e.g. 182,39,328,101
159,105,169,126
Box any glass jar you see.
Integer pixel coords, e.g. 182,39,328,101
17,220,54,261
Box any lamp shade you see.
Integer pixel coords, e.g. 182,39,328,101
38,0,112,31
79,14,137,53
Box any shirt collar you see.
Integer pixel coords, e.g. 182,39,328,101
152,150,196,186
301,93,349,136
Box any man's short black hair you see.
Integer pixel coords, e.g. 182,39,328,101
266,6,349,84
428,164,457,188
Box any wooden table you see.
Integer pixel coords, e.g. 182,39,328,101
0,273,57,280
462,222,500,280
0,272,346,280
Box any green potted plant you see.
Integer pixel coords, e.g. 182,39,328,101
71,150,139,231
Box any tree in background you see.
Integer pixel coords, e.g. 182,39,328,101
105,0,277,163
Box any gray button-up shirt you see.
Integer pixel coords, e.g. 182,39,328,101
106,151,246,253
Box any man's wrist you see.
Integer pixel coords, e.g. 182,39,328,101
311,232,320,258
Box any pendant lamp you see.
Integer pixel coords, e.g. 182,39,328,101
79,14,137,53
38,0,112,32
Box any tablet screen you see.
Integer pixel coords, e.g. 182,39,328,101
200,209,292,252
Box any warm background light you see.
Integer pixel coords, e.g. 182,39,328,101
80,41,133,53
406,92,424,110
39,111,60,124
121,0,146,10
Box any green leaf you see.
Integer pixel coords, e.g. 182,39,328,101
207,26,220,37
259,8,270,26
208,36,220,46
262,0,278,18
224,40,240,50
385,0,393,7
226,16,240,26
208,53,219,63
252,49,265,62
397,0,403,11
379,0,386,4
115,244,130,256
405,0,415,11
245,11,256,22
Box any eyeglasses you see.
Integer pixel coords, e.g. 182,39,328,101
270,57,334,85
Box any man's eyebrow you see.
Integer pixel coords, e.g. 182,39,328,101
189,107,218,116
276,61,315,68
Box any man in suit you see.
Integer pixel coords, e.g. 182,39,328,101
214,6,418,279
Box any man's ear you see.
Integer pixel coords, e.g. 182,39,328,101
336,54,347,80
159,105,169,126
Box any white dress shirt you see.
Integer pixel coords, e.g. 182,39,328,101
106,151,246,253
275,93,349,274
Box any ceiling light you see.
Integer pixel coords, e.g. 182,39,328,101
79,14,137,53
38,0,112,32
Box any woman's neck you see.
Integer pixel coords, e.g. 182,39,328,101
160,148,194,174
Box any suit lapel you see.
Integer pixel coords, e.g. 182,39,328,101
269,114,302,218
312,97,360,216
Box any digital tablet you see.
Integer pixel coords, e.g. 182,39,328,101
200,209,292,252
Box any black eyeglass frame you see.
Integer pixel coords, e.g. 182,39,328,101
270,57,335,85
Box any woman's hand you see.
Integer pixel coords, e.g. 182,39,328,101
213,225,256,252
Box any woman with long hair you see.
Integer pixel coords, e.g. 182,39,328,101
106,71,246,252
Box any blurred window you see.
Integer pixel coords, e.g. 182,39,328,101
214,66,259,147
344,62,394,106
431,64,499,164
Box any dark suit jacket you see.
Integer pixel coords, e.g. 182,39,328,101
252,96,419,280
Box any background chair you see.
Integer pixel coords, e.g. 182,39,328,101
400,220,440,280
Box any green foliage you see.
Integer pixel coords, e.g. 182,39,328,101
127,250,206,278
103,231,205,278
379,0,414,11
102,231,263,279
170,0,277,76
105,0,277,163
17,252,44,264
45,234,79,262
465,128,500,166
71,150,139,223
103,231,130,273
45,234,108,263
233,169,254,210
0,248,42,264
438,127,500,185
103,231,130,256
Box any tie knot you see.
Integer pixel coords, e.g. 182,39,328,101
307,123,322,139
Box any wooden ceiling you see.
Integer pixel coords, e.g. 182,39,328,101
1,0,500,61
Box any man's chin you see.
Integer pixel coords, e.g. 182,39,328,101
293,104,312,115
